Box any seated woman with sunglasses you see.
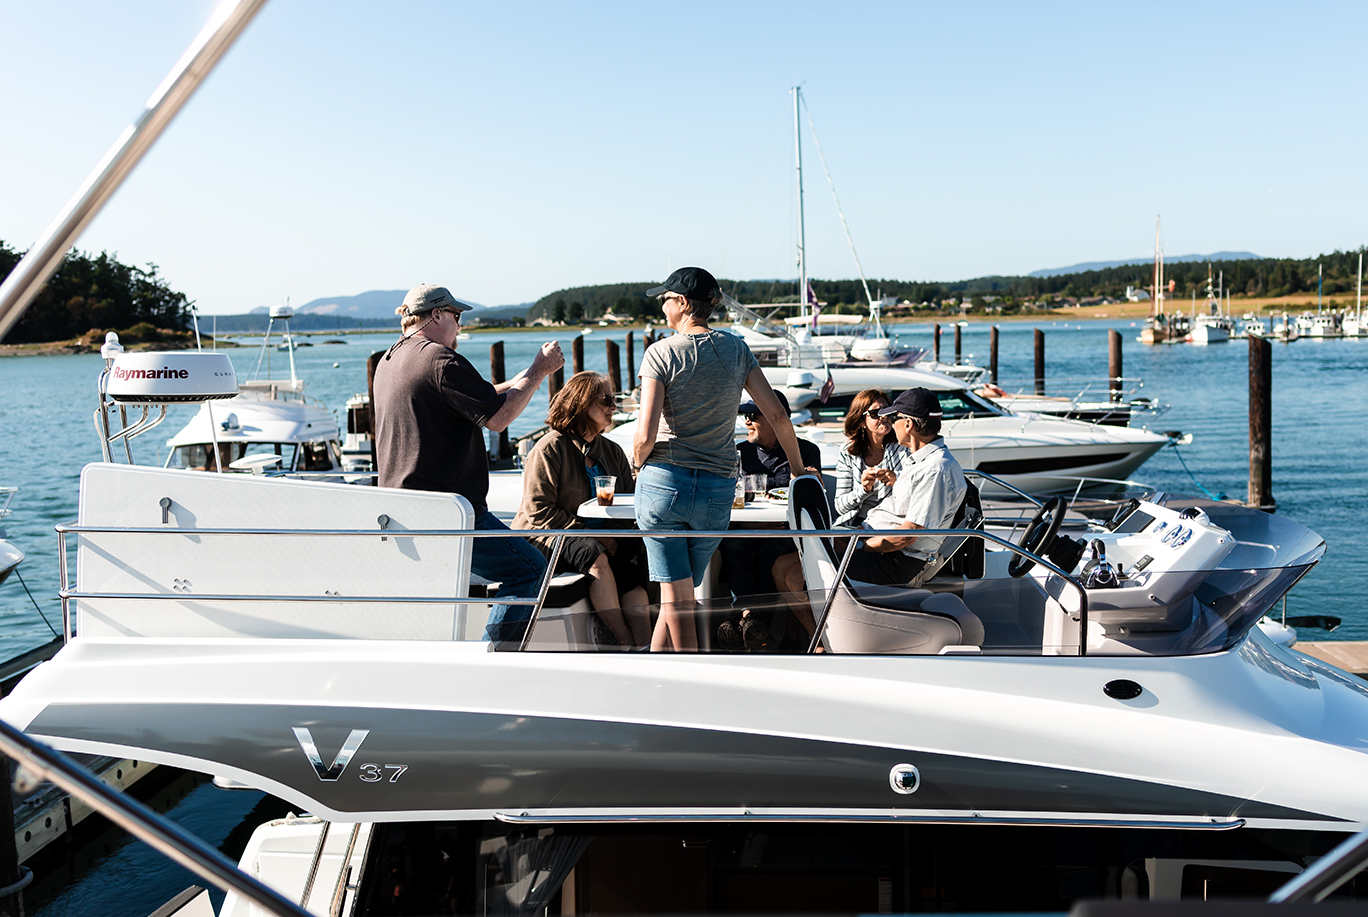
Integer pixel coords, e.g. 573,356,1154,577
832,389,911,527
512,372,652,647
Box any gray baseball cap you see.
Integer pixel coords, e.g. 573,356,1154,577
401,284,475,316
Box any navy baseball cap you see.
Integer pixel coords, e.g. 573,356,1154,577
878,387,943,420
739,390,791,417
646,266,721,302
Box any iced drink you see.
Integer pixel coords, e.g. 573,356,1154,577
594,475,616,506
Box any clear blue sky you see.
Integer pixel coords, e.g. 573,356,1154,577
2,1,1365,314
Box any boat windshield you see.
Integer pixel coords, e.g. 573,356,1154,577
936,389,1007,419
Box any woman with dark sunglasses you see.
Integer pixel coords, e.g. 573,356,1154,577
832,389,911,526
513,372,651,647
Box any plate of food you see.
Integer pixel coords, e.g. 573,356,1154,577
766,487,788,503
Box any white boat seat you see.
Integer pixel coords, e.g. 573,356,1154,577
468,572,591,608
786,475,984,653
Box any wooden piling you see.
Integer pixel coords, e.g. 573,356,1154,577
625,331,635,386
989,326,999,385
606,340,622,393
1108,329,1123,403
489,342,510,459
953,323,962,364
572,336,584,375
1034,328,1045,395
366,350,384,468
548,367,564,400
1249,336,1275,510
933,323,941,363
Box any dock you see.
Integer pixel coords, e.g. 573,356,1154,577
1297,641,1368,677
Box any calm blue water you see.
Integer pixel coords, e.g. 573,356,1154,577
3,319,1368,916
1,319,1366,657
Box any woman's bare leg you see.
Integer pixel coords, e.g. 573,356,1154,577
652,578,699,651
772,552,817,637
586,553,633,645
619,585,652,646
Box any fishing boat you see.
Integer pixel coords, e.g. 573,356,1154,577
163,303,345,474
1295,265,1344,338
1188,267,1234,344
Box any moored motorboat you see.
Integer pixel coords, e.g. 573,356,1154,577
0,488,23,587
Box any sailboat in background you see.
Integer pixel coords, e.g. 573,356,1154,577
1139,219,1170,344
724,87,985,380
1343,253,1368,337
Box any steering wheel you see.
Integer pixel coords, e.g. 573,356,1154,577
1008,496,1066,578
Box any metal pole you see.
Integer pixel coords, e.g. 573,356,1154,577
1248,336,1274,510
1034,328,1046,396
989,325,999,385
793,86,807,321
0,718,312,917
1108,329,1123,403
0,0,269,341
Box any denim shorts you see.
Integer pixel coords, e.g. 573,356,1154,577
634,462,736,585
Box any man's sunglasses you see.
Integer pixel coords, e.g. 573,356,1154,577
741,411,764,423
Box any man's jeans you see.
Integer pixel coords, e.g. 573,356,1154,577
471,510,548,645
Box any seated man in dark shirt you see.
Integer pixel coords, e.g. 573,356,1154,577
719,391,823,650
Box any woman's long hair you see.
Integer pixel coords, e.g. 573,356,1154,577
546,372,611,439
843,388,893,459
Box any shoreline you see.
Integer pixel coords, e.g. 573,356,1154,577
2,291,1356,355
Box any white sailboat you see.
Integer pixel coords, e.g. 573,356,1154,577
1343,253,1368,337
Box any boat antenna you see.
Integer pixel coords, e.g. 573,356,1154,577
792,86,808,320
190,301,202,351
800,92,878,324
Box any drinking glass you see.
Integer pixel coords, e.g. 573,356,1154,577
594,475,616,506
733,477,746,509
744,473,766,503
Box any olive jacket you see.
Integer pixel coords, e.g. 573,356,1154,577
511,430,637,552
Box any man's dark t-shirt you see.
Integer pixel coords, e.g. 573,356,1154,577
737,437,822,488
373,336,506,513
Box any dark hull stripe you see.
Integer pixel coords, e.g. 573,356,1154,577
29,703,1334,823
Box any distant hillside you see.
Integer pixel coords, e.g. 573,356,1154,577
1029,252,1261,278
248,290,532,322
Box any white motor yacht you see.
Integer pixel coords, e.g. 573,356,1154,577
0,12,1362,911
163,305,345,475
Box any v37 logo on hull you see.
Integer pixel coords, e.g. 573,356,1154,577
293,727,369,781
292,727,408,784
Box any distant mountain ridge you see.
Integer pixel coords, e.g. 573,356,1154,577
1029,252,1262,278
248,290,532,320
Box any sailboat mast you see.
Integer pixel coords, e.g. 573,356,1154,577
793,86,807,319
1318,263,1323,314
1358,252,1363,322
1152,218,1161,319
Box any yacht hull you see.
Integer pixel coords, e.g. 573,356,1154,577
5,629,1366,832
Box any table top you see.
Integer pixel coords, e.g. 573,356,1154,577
577,493,790,524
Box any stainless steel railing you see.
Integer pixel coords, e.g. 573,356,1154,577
0,717,311,917
54,521,1090,656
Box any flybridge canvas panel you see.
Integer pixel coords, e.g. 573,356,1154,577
74,464,475,640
